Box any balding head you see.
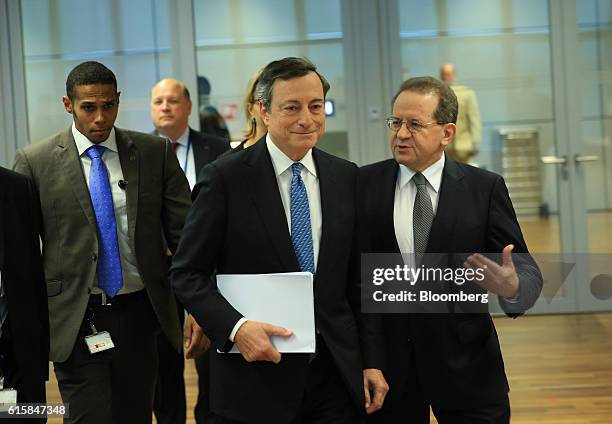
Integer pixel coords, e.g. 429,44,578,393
150,78,192,141
440,64,456,83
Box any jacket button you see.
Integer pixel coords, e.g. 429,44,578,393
92,253,97,262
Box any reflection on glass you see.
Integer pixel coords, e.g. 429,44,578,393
192,0,348,158
21,0,170,141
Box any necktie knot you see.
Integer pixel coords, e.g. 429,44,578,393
292,162,303,178
85,145,106,160
412,172,427,187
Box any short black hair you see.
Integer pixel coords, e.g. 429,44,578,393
66,61,117,101
255,57,330,109
393,76,458,124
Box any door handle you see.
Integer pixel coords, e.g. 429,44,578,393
574,155,599,163
541,155,567,165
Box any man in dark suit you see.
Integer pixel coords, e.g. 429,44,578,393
0,167,48,414
361,76,542,424
171,57,388,424
150,78,230,424
13,61,205,423
151,78,229,190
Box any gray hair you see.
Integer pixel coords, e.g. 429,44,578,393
393,76,458,124
256,57,330,109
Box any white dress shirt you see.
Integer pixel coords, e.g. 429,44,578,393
394,153,445,266
72,123,144,295
229,134,323,342
162,128,196,190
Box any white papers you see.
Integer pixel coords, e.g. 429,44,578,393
217,272,316,353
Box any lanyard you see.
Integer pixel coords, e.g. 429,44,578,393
181,136,192,174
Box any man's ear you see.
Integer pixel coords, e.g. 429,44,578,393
62,96,73,114
117,91,121,105
441,123,457,147
260,102,270,126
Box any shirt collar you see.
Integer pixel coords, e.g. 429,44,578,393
72,123,117,156
398,153,445,193
158,127,190,146
266,133,317,178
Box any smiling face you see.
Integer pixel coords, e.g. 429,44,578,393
260,71,325,161
390,90,456,172
62,83,120,144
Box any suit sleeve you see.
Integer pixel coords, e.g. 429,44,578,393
467,90,482,146
487,176,543,315
161,139,192,253
25,175,49,378
170,163,243,350
348,165,385,370
13,148,34,179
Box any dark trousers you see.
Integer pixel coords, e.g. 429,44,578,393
367,349,510,424
54,290,159,424
154,298,186,424
0,325,46,424
212,339,363,424
194,351,213,423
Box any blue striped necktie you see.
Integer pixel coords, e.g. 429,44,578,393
290,163,315,273
85,145,123,297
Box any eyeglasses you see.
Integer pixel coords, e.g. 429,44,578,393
386,117,445,133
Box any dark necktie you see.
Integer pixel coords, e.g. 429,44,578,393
85,145,124,297
412,172,434,255
290,163,314,273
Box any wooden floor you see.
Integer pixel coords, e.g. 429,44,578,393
44,212,612,421
44,312,612,423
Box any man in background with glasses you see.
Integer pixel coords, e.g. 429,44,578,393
361,76,542,424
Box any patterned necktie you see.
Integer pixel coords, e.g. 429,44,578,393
290,163,315,273
412,172,434,256
85,145,124,297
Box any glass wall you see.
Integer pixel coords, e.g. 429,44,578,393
21,0,171,143
192,0,348,158
577,0,612,253
398,0,561,253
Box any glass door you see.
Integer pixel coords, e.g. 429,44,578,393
396,0,612,313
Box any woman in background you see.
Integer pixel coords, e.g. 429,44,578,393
230,69,267,153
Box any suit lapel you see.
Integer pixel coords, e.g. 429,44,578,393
0,190,5,271
190,129,210,178
56,130,97,231
312,149,336,274
426,158,464,253
380,160,401,253
247,140,299,271
116,129,139,249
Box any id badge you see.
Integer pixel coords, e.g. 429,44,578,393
85,331,115,354
0,389,17,404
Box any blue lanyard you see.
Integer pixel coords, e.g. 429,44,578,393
181,136,192,174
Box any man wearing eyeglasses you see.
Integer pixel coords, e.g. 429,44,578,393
360,76,542,424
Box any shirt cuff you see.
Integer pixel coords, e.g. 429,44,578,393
229,317,248,342
503,290,520,303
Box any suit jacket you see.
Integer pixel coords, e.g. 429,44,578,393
360,156,542,409
190,128,230,176
153,128,230,180
171,137,383,423
0,167,48,402
446,83,481,156
13,127,191,362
